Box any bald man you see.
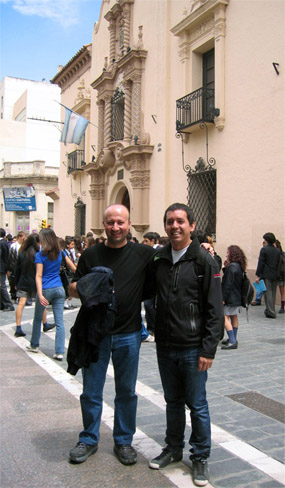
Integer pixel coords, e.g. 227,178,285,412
68,205,154,467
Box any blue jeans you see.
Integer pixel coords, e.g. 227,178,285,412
30,286,65,354
255,290,264,303
156,345,211,460
79,330,141,446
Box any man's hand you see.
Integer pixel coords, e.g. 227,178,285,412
200,242,214,256
198,357,213,371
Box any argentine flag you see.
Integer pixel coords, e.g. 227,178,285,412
60,108,89,145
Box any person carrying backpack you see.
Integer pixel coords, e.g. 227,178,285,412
221,245,248,350
149,203,224,487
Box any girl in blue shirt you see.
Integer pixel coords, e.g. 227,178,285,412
27,228,66,360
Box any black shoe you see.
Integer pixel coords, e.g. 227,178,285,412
279,309,285,314
43,323,56,332
114,444,137,465
221,341,238,350
192,459,209,487
264,311,276,319
221,338,229,345
2,306,15,312
14,330,26,337
69,442,98,463
149,447,183,469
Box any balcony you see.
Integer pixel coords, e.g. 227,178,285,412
176,88,219,133
67,150,86,174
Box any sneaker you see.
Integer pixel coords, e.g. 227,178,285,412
143,334,155,343
43,323,56,332
192,459,209,487
69,442,98,463
149,447,183,469
14,330,26,337
53,354,63,361
114,444,137,465
26,344,39,353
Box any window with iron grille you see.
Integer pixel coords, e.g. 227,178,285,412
74,199,86,236
187,168,216,237
111,89,124,141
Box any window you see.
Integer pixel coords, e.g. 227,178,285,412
203,49,215,120
187,168,216,238
47,202,54,228
111,89,124,141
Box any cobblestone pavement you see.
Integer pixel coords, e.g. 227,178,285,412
1,298,284,488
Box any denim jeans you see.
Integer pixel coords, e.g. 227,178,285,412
255,289,264,303
156,345,211,460
30,286,65,354
79,330,141,446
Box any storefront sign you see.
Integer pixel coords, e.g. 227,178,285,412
3,187,36,211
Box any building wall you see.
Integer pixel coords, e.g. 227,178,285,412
0,77,61,235
51,50,94,238
0,76,61,167
0,161,58,235
52,0,284,279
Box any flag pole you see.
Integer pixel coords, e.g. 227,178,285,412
54,100,99,129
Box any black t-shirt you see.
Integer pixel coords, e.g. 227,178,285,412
72,241,154,334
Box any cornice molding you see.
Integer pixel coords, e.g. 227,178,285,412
171,0,229,36
50,44,92,89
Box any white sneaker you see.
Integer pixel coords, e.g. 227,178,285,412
53,354,63,361
26,344,39,353
143,334,155,342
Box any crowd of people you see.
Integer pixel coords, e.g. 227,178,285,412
0,212,284,487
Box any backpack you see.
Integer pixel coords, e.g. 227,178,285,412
241,272,254,321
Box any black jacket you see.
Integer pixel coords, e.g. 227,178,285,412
67,266,116,375
153,238,224,359
15,252,37,292
222,262,243,307
0,238,10,273
256,244,281,281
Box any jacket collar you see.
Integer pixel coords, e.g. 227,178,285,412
156,237,201,261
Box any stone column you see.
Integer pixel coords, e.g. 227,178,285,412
129,156,150,231
104,96,112,146
123,80,132,142
214,4,226,130
97,100,105,152
109,19,116,63
89,169,105,234
122,4,131,51
131,75,141,141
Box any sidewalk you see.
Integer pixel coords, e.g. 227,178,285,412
1,300,285,487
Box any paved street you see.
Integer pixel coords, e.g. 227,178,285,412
1,300,285,488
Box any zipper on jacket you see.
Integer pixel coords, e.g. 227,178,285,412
189,303,196,332
173,263,181,290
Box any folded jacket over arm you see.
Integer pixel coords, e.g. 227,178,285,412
67,266,116,375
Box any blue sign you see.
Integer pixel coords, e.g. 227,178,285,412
3,187,36,211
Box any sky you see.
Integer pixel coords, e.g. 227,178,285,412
0,0,102,83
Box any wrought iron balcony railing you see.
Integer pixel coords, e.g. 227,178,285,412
67,150,86,173
176,87,219,132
